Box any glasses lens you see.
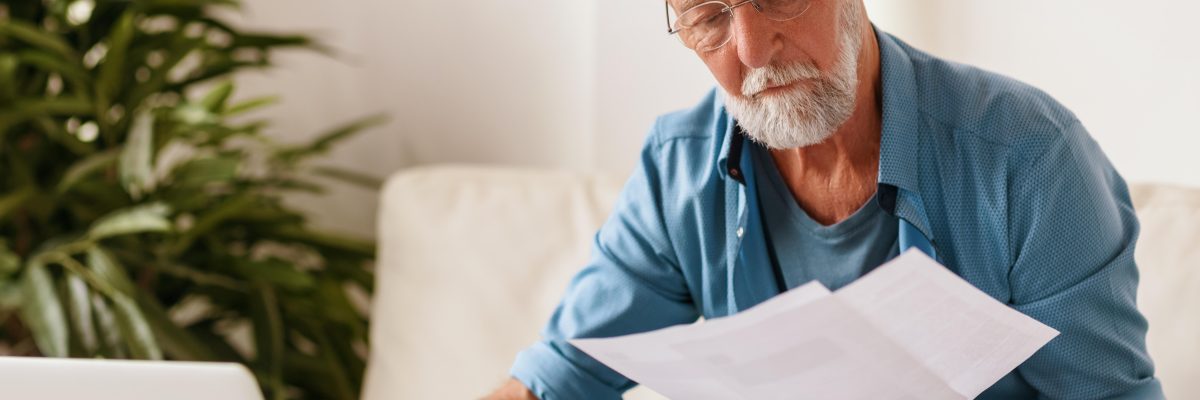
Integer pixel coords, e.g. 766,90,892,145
675,3,732,51
755,0,811,21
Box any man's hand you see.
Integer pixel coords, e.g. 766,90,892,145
483,378,538,400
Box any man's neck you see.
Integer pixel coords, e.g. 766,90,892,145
769,23,883,226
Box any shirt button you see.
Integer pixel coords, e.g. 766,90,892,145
736,227,744,238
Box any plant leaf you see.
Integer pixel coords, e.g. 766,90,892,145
58,148,121,193
326,328,366,392
282,352,340,399
233,258,314,292
156,263,248,291
134,291,218,361
0,240,20,277
325,259,373,294
13,97,94,114
311,321,355,400
0,20,79,60
34,116,93,156
20,261,70,357
271,227,375,259
1,4,375,398
91,293,126,358
199,81,234,112
86,247,137,296
163,59,260,94
171,156,240,187
140,0,241,10
88,203,173,240
119,111,157,198
276,114,388,163
224,96,278,117
232,32,313,50
65,271,98,353
125,37,205,111
170,193,255,253
0,54,17,102
16,50,91,92
0,98,94,133
250,285,285,400
172,102,219,125
315,280,365,336
0,186,35,221
111,293,164,360
96,11,137,107
0,280,22,310
0,97,94,135
309,165,383,190
185,319,248,364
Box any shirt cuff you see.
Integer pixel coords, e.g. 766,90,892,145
1105,377,1165,400
510,342,625,400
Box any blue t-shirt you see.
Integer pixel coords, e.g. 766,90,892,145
750,143,899,291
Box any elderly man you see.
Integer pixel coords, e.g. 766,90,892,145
489,0,1162,398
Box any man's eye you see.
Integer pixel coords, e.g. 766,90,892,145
681,6,725,28
693,11,723,27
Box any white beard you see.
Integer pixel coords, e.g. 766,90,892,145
724,1,865,149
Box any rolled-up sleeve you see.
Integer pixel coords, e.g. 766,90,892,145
1007,121,1163,399
510,130,700,400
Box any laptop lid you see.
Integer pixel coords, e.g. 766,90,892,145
0,356,263,400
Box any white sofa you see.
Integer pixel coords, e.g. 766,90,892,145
362,165,1199,400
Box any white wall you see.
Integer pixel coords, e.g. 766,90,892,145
234,0,1200,237
871,0,1200,189
232,0,597,237
594,0,718,175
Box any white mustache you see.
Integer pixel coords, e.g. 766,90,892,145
742,62,822,98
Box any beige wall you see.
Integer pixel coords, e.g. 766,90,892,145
232,0,597,237
887,1,1200,191
233,0,1199,237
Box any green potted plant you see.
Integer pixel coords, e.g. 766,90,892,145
0,1,382,398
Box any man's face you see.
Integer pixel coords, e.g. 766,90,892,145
671,0,865,149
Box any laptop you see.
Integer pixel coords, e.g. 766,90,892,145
0,356,264,400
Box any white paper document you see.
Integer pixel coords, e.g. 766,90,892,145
570,250,1059,400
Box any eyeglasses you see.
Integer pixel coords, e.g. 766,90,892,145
665,0,812,52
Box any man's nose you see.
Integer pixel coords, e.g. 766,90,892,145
730,7,782,69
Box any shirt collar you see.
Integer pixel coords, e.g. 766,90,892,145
715,26,923,195
875,26,923,195
715,91,743,183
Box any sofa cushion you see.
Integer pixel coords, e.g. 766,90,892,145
1129,183,1200,399
362,165,651,399
362,165,1197,399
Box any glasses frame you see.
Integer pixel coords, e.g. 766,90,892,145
664,0,811,51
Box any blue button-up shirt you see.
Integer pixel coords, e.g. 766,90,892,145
511,28,1162,400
